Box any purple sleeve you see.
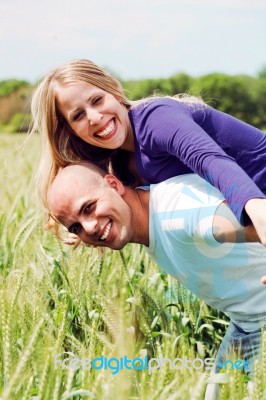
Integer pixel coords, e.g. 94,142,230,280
143,102,266,225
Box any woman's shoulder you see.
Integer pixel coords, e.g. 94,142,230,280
129,96,188,121
131,96,184,110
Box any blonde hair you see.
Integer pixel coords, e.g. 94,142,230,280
29,59,132,209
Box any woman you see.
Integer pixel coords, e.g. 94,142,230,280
30,59,266,244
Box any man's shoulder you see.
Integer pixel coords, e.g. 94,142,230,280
150,174,224,214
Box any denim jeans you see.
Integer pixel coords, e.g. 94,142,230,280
204,320,265,399
214,320,264,373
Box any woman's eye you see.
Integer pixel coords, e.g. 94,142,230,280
92,96,102,105
72,111,84,121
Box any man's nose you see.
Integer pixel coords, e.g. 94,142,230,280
85,108,103,125
82,219,98,235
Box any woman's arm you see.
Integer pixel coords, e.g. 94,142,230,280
244,198,266,246
213,201,259,243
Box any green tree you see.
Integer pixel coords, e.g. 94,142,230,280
0,79,30,97
258,65,266,79
191,73,259,126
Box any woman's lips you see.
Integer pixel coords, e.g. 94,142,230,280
95,118,116,140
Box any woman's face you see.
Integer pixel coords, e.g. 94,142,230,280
55,81,133,150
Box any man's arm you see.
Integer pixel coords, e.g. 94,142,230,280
213,201,259,243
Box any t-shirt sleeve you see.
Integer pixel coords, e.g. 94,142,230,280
142,101,265,225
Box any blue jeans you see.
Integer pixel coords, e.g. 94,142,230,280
214,320,264,374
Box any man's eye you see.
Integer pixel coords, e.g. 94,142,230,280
70,223,80,234
84,204,92,214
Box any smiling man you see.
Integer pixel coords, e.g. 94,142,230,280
48,162,266,380
48,162,149,249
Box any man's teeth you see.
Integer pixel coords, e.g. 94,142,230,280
96,119,115,138
100,221,112,241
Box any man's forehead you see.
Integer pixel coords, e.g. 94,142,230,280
53,165,104,191
49,170,106,211
63,165,101,182
49,164,107,207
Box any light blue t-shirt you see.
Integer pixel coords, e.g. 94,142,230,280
147,174,266,331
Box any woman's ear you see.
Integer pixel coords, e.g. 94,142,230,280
104,174,125,195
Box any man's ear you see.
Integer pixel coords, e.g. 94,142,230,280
104,174,125,195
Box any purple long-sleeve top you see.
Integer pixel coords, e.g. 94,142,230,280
128,97,266,225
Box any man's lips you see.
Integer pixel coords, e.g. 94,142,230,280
99,220,113,241
94,118,116,140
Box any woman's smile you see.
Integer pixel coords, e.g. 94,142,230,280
94,118,117,140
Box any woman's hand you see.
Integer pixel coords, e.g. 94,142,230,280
261,276,266,285
245,198,266,246
63,233,79,245
62,226,79,246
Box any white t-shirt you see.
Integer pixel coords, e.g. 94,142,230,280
147,174,266,331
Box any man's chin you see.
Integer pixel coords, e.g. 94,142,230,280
106,242,126,251
84,240,126,251
109,236,130,250
101,238,129,250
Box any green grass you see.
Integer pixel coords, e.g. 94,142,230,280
0,133,265,399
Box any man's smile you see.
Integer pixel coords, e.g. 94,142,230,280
99,220,113,241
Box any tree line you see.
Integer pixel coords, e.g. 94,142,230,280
0,68,266,133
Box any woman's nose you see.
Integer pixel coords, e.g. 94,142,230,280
85,108,103,125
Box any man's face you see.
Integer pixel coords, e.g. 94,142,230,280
48,166,133,250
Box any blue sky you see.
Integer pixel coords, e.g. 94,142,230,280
0,0,265,82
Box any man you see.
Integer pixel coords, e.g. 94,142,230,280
48,162,266,377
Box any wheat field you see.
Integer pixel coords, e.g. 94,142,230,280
0,133,265,400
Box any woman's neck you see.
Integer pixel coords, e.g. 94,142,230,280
121,120,135,152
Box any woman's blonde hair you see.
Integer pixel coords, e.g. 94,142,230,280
29,59,132,209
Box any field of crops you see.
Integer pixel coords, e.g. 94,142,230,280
0,133,265,399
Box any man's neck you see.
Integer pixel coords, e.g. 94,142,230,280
123,187,150,246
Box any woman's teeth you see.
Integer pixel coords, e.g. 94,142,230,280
96,119,115,138
100,221,112,241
